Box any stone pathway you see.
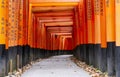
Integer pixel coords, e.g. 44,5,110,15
21,55,91,77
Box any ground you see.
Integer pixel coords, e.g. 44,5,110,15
21,55,91,77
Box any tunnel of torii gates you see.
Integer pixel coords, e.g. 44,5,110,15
1,0,120,77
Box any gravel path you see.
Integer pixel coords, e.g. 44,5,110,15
21,55,91,77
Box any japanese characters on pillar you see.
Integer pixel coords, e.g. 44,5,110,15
6,0,9,49
14,0,19,46
86,0,94,44
18,0,23,46
0,0,7,45
105,0,115,43
8,0,17,47
100,0,107,48
94,0,101,44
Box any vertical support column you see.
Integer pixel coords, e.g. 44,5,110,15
8,0,17,72
74,7,80,60
5,0,9,75
72,11,77,57
0,0,7,76
18,0,23,69
100,0,107,72
37,19,43,58
33,16,37,59
28,2,32,62
105,0,115,76
22,0,29,66
86,0,94,65
94,0,101,69
29,15,34,61
115,0,120,77
82,0,87,63
78,3,83,61
42,25,47,56
78,0,87,62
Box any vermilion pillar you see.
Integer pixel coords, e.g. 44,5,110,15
73,7,80,59
86,0,95,65
115,1,120,77
78,0,87,62
0,0,7,76
105,0,115,76
94,0,101,69
100,0,107,72
8,0,18,72
18,0,23,68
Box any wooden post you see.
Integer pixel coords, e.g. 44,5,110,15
94,0,101,69
105,0,115,76
0,0,7,76
115,0,120,77
100,0,107,72
86,0,94,65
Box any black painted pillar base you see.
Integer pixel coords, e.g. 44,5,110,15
88,44,94,66
73,46,79,58
80,45,84,61
33,48,37,61
41,49,46,58
0,45,5,57
22,45,30,66
44,50,47,57
73,48,76,57
36,48,40,59
38,49,42,58
94,44,101,69
5,50,9,76
45,50,50,57
107,42,115,76
83,44,87,63
30,48,34,62
86,44,89,64
115,46,120,77
17,46,23,68
100,48,107,72
75,45,80,60
0,56,6,77
0,44,6,77
8,46,17,71
48,50,51,56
